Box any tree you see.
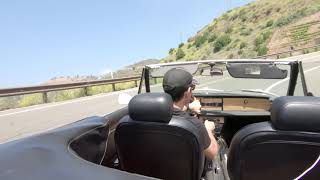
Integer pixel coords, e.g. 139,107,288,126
213,35,232,52
176,49,185,59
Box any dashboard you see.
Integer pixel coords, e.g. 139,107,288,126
195,95,272,138
199,97,270,112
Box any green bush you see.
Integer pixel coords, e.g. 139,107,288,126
208,34,217,43
228,54,234,59
266,20,274,27
225,27,233,34
169,48,175,55
262,31,272,41
19,94,43,107
178,43,184,48
240,28,252,36
256,45,269,56
214,35,232,52
194,35,207,47
176,48,185,59
255,36,264,46
275,10,306,27
240,42,247,49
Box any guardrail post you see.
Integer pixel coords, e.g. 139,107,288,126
42,92,48,103
84,87,89,96
112,83,116,91
134,80,138,87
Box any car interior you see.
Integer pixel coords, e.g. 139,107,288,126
69,92,320,180
69,61,320,180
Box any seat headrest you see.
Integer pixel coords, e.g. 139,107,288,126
128,93,173,123
271,96,320,132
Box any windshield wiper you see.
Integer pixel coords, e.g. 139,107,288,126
240,89,279,97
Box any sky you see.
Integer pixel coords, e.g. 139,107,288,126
0,0,253,88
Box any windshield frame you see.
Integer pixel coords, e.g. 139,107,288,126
138,59,308,96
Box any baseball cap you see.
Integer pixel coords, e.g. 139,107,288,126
162,68,199,93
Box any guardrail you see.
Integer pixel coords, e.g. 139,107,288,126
0,76,141,103
256,44,320,59
0,43,319,104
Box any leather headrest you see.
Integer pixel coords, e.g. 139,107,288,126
129,93,173,123
271,96,320,132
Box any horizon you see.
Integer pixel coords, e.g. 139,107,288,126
0,0,253,88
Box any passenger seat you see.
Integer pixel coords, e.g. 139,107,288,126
227,96,320,180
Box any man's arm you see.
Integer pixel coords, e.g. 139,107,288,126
203,120,219,160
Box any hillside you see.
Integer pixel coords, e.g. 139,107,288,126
162,0,320,62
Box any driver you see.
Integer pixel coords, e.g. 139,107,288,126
162,68,219,160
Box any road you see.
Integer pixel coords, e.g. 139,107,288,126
1,51,320,143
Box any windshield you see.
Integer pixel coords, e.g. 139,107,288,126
141,60,300,97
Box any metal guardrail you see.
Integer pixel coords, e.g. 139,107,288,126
256,44,320,59
0,76,141,103
0,44,319,103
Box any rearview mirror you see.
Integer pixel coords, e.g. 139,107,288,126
226,63,287,79
200,66,223,76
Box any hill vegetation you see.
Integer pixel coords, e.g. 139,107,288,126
162,0,320,62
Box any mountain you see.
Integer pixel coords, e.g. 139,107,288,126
162,0,320,62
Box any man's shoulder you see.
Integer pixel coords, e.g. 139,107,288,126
172,108,202,125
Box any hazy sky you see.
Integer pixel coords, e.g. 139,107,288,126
0,0,253,87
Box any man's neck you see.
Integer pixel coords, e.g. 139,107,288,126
173,101,185,110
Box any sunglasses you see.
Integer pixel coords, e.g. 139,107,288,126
190,85,196,91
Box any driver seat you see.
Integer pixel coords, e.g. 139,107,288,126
227,96,320,180
115,93,205,180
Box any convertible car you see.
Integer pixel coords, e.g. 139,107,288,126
1,59,319,180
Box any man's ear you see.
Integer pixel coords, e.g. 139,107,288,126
183,89,189,98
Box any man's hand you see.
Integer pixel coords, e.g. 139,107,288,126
204,120,215,131
188,97,201,114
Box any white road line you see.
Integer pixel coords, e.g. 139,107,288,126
266,65,320,92
0,88,137,117
265,77,289,92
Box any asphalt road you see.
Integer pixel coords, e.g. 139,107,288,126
1,51,320,143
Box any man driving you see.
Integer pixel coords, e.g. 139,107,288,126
162,68,219,160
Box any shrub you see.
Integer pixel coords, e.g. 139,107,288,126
275,10,306,27
194,35,207,47
214,35,232,52
228,54,234,59
178,43,184,48
19,94,43,107
169,48,175,55
240,28,252,36
226,27,233,34
266,20,274,27
240,42,247,49
208,34,217,43
176,48,185,59
256,45,269,56
255,36,264,46
262,31,272,41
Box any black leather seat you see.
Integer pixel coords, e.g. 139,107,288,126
115,93,205,180
227,96,320,180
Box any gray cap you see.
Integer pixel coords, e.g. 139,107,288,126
162,68,199,92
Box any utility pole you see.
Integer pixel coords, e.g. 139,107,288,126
110,71,114,79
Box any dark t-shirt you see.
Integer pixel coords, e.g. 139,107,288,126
172,108,211,150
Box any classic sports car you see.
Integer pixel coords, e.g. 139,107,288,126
1,59,320,180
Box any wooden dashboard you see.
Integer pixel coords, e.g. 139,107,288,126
199,97,270,112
